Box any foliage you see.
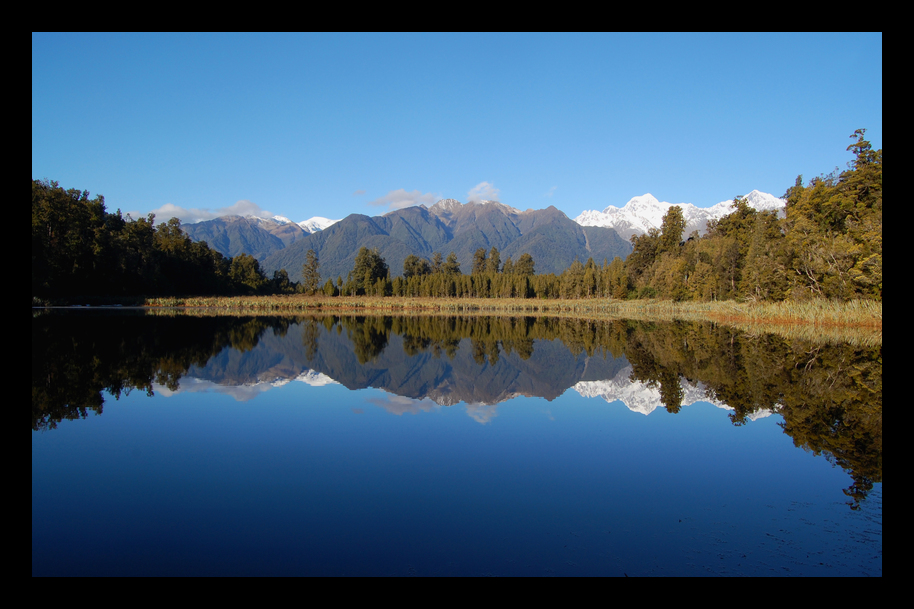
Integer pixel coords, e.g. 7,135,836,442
608,130,881,303
343,247,390,296
403,254,431,279
301,249,321,295
31,179,286,300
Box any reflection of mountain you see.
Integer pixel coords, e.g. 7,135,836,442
170,320,780,420
157,370,338,402
34,310,882,508
573,365,773,419
174,320,631,411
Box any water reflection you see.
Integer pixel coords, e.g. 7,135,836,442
32,309,882,508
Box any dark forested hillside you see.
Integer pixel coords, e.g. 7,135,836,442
31,180,286,300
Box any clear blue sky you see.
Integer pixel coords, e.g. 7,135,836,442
32,32,882,224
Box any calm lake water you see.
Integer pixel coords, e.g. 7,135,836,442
32,309,882,576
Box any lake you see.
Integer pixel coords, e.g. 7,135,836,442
32,308,882,576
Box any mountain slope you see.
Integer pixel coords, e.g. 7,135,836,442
180,216,290,260
261,200,632,283
180,215,339,262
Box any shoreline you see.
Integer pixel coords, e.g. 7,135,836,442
34,296,882,346
135,295,881,327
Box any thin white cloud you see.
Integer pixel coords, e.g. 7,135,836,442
353,189,366,196
467,181,500,203
544,186,557,198
142,200,274,224
368,188,439,211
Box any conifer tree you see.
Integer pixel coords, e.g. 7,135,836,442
472,248,488,274
487,247,501,274
301,249,321,295
515,253,535,276
442,252,461,275
659,205,686,254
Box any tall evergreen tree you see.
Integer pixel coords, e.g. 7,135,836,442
301,249,321,295
403,254,431,279
514,253,535,276
659,205,686,254
487,246,502,274
472,248,488,275
442,252,461,275
351,247,388,294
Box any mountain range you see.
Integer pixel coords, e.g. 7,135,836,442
260,199,632,283
180,214,339,261
178,191,784,282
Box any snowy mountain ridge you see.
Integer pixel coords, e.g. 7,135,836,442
574,190,786,241
572,364,774,420
238,213,341,234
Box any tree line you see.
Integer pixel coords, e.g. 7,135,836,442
623,130,881,302
32,179,295,300
33,130,881,304
307,130,880,302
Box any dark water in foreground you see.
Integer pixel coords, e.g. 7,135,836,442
32,309,882,576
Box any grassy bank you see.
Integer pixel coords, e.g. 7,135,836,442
143,295,881,327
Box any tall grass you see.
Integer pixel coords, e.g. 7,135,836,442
141,295,881,346
144,295,880,324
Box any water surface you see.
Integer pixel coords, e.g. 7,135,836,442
32,309,882,576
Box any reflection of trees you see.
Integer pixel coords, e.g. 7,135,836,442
34,310,882,508
31,310,293,431
302,319,320,360
622,319,882,507
323,314,883,507
342,316,391,365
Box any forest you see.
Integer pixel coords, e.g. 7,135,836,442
32,130,881,304
31,184,293,300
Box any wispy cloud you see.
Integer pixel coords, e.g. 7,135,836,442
139,200,274,224
544,186,557,198
467,181,500,203
352,189,366,196
367,188,439,211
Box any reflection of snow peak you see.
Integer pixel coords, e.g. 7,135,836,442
153,369,340,401
572,365,773,419
296,370,340,387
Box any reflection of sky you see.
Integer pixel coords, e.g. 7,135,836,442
37,370,880,577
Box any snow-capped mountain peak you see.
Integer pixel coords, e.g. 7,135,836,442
575,191,786,240
298,216,340,234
